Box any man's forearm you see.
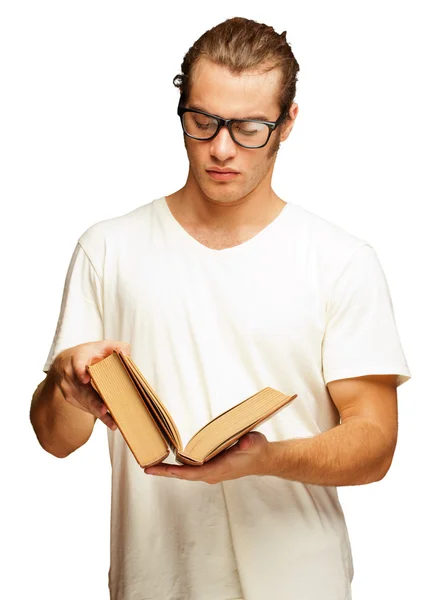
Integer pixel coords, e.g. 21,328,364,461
265,418,395,486
30,369,95,458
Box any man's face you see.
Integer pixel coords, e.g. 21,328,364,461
182,58,296,206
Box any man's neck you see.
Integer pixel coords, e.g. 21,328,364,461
164,188,287,251
165,188,286,233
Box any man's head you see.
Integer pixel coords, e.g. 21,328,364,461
173,17,300,206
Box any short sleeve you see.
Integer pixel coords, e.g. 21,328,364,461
322,244,412,387
42,242,104,372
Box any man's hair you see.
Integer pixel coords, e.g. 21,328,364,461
173,17,300,120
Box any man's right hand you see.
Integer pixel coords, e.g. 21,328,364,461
50,340,131,430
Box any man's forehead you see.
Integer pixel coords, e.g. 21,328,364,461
187,58,282,120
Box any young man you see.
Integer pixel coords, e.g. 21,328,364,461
30,17,411,600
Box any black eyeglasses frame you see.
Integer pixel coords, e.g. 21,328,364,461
177,100,288,149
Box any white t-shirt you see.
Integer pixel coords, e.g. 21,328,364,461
43,196,411,600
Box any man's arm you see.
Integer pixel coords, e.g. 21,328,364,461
265,373,398,486
30,341,130,459
30,369,97,459
144,373,399,486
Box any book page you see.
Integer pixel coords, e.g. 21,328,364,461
118,352,183,452
87,353,170,467
182,387,297,463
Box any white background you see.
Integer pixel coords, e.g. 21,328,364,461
1,1,446,599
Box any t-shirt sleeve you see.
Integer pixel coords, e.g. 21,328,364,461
322,243,411,387
42,242,104,373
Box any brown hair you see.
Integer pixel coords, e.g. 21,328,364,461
173,17,300,120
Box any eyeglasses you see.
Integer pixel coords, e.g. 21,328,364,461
177,101,288,149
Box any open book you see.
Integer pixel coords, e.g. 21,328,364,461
86,351,297,468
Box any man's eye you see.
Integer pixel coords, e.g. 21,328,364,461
194,119,213,129
235,124,258,135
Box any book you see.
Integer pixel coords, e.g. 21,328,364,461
86,350,297,468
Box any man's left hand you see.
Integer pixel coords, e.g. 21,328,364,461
144,431,270,483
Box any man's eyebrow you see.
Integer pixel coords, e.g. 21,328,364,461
187,103,270,121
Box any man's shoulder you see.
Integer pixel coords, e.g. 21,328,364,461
78,197,163,255
287,202,368,250
285,202,371,277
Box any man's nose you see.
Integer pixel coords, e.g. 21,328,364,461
209,125,238,161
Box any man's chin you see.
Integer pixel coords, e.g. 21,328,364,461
198,182,245,205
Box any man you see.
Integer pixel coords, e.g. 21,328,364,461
30,16,411,600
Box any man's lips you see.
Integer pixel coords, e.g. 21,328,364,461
206,168,240,174
206,170,240,181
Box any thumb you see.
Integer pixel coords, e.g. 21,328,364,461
80,369,91,384
237,432,258,451
72,354,92,384
116,341,131,357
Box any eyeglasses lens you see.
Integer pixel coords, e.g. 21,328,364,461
182,112,270,148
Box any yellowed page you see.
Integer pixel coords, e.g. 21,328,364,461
182,388,297,463
87,353,169,467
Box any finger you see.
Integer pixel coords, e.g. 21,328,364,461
145,466,184,478
101,339,132,357
77,341,132,380
64,390,107,419
145,464,203,480
98,412,118,431
65,383,116,429
116,341,131,356
236,433,254,451
62,373,108,418
71,354,91,385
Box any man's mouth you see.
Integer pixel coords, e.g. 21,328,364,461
206,169,240,180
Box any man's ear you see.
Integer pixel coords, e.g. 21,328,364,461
280,102,299,142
